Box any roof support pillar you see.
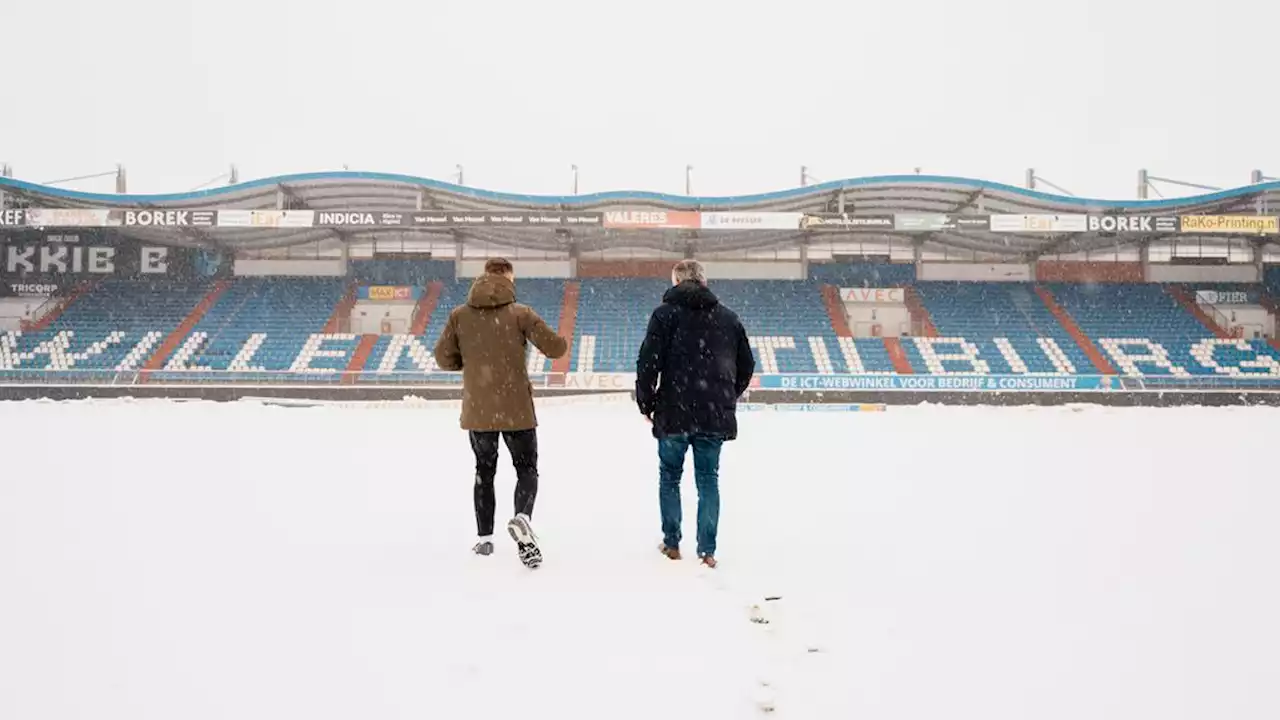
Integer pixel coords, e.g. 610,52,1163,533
1140,238,1152,281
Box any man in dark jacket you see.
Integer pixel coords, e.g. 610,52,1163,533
433,257,568,569
635,259,755,568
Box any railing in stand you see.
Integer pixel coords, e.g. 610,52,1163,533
1205,303,1238,337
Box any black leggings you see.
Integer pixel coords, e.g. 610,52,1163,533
469,429,538,537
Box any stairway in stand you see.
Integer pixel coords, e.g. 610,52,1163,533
1166,285,1231,339
140,279,232,382
550,282,581,374
341,335,380,385
1033,284,1117,374
409,281,445,335
883,337,914,374
20,280,97,332
903,287,938,337
323,282,359,334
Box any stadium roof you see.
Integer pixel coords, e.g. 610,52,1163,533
3,172,1279,256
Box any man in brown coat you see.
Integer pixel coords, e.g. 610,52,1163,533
433,257,568,568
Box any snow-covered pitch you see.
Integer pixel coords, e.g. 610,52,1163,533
2,397,1278,720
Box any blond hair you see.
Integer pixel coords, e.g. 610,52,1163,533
672,259,707,285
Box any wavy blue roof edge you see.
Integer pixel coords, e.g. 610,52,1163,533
0,171,1276,210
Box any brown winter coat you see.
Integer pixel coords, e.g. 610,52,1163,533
432,273,568,431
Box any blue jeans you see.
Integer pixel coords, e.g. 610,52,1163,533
658,434,724,557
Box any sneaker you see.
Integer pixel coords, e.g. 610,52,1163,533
506,514,542,569
472,540,494,556
658,543,682,560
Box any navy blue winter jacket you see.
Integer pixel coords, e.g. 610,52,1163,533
635,281,755,440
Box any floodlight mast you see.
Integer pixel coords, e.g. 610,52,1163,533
1137,169,1222,199
1024,168,1075,196
189,166,240,192
37,169,119,187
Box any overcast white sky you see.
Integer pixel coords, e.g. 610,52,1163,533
3,0,1276,199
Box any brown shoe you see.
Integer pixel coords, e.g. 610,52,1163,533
658,543,682,560
699,554,717,568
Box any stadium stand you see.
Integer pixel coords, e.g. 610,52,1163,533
360,277,565,380
908,282,1093,375
711,280,896,374
1049,283,1280,377
360,279,470,381
6,171,1280,390
0,279,209,378
809,262,916,287
850,336,899,374
350,259,455,286
153,277,349,380
6,261,1280,382
707,281,823,373
572,278,668,373
571,277,899,374
1261,270,1280,339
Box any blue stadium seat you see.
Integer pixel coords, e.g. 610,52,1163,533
572,278,669,372
350,259,455,285
571,277,896,374
153,277,349,382
13,268,1276,385
0,279,211,379
910,282,1094,375
713,280,842,374
1050,283,1280,377
1265,266,1280,297
809,262,916,287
